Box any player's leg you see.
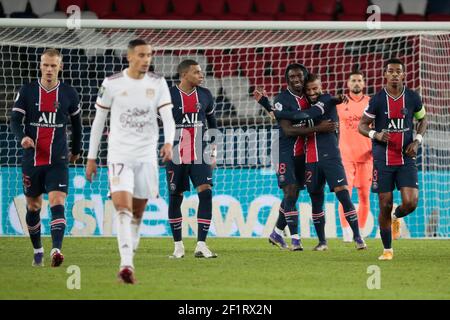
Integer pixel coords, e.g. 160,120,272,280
191,163,217,258
378,192,394,260
22,165,45,266
354,161,372,230
391,162,419,239
280,184,301,250
269,155,299,250
325,159,365,249
338,161,356,242
46,162,69,267
109,163,136,283
166,161,188,258
306,163,327,250
372,161,395,260
25,195,44,266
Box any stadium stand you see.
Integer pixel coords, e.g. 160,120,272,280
0,0,448,21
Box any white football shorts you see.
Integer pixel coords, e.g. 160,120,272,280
108,161,159,199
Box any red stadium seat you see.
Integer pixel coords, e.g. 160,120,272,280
397,14,425,21
58,0,86,12
172,0,199,17
140,0,169,17
87,0,113,19
337,14,366,21
199,0,225,16
305,13,333,20
340,0,367,15
276,13,305,20
427,14,450,21
226,0,252,15
255,0,280,15
280,0,309,15
86,0,113,18
311,0,336,15
380,14,397,21
114,0,142,19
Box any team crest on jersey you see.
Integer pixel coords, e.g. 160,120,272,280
195,102,202,111
273,102,283,111
53,101,60,109
401,108,408,115
146,88,155,98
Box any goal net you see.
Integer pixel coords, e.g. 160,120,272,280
0,20,449,238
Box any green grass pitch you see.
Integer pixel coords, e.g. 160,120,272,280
0,237,449,300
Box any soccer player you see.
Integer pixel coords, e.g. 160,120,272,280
337,71,372,242
254,64,338,251
10,48,82,267
284,74,367,251
358,58,427,260
86,39,175,283
166,60,218,259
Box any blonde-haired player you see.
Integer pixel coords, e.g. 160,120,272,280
337,71,373,242
86,39,175,284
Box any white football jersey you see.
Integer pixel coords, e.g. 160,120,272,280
96,69,172,163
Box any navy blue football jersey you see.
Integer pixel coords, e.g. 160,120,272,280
12,80,80,167
170,85,215,164
364,87,423,166
297,93,341,163
273,89,310,157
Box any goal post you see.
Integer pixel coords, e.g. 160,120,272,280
0,19,449,238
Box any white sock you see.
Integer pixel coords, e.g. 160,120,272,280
117,210,133,268
274,227,284,236
131,217,142,254
33,247,44,254
291,234,300,240
196,241,206,248
174,240,184,249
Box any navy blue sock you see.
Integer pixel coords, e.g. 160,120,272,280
197,189,212,242
281,196,299,236
380,228,392,249
310,192,326,243
50,205,66,250
275,199,287,231
168,194,183,242
335,189,361,239
26,208,42,249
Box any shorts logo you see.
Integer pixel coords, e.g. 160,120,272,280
337,178,344,183
279,175,285,183
372,181,378,189
170,183,177,191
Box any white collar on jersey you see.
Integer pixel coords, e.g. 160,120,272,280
384,85,406,101
38,79,60,93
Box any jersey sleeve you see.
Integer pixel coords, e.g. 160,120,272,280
68,86,81,116
364,95,377,119
96,78,113,110
205,89,215,115
156,77,173,111
12,85,28,115
413,92,426,119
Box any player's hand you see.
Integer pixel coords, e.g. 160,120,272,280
374,131,390,143
160,143,173,162
253,88,268,102
69,152,80,164
404,140,419,158
316,120,338,133
334,94,348,104
268,111,275,120
85,159,97,183
21,136,35,149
